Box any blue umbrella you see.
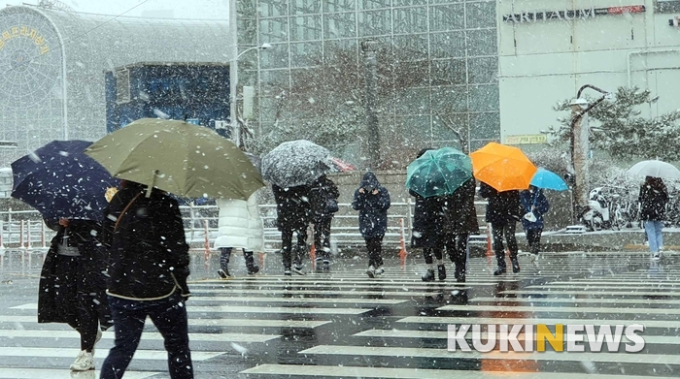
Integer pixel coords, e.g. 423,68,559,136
530,167,568,191
406,147,473,198
11,140,119,221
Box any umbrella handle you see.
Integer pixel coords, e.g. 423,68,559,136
146,170,158,198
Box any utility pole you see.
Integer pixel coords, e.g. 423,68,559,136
361,40,380,170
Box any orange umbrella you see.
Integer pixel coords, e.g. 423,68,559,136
470,142,537,191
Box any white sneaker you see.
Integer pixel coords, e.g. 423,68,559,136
375,266,385,276
70,350,94,371
652,252,661,261
366,265,376,278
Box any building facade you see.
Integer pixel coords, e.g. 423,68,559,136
498,0,680,144
234,0,501,162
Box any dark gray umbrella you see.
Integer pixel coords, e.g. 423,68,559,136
261,140,330,187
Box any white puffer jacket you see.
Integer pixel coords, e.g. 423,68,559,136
214,192,264,252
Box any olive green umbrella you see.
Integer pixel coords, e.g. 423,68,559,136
85,118,264,200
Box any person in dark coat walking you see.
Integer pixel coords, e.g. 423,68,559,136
639,176,668,260
435,177,480,283
309,175,340,272
479,181,522,275
520,186,550,258
99,180,193,379
352,172,391,278
38,217,112,371
273,184,312,275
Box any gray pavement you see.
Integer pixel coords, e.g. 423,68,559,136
0,249,678,378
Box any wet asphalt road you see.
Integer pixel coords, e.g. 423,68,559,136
0,249,678,378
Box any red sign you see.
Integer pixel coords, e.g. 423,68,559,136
606,5,645,14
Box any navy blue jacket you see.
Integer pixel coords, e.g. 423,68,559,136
352,172,391,239
520,188,550,230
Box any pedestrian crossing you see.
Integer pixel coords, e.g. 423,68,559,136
0,254,678,378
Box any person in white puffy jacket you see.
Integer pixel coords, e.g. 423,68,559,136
215,191,264,278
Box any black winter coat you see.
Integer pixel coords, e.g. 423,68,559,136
639,184,668,221
409,190,442,248
38,220,112,329
309,176,340,221
440,178,480,235
352,172,391,239
479,182,521,225
273,184,311,230
102,184,191,300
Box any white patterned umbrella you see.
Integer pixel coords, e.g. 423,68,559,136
261,140,331,187
627,160,680,180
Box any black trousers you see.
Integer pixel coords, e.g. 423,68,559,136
281,227,308,269
313,217,332,259
526,228,543,254
492,222,518,268
219,247,256,270
366,236,384,268
422,247,443,265
441,232,469,268
68,290,100,352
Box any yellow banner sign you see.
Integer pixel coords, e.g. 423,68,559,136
0,25,50,55
505,134,547,145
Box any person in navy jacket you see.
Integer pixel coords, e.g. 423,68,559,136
352,172,391,278
520,185,550,258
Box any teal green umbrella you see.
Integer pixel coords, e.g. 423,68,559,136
406,147,473,198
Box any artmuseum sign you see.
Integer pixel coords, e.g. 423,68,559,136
503,5,645,23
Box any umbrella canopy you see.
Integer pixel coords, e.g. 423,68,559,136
328,157,356,173
531,167,569,191
469,142,537,191
261,140,331,187
11,140,119,221
406,147,473,198
627,160,680,181
85,118,265,200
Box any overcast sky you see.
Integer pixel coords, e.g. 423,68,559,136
3,0,229,19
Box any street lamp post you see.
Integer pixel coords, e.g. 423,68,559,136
361,39,380,170
569,84,612,222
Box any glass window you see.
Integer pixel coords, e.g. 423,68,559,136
393,6,428,34
466,1,496,29
292,0,321,14
325,12,357,39
430,31,465,58
430,4,465,31
359,0,391,10
258,0,289,17
290,41,323,67
429,0,463,4
259,18,289,43
260,43,290,69
237,18,258,46
470,112,500,139
391,61,429,88
324,0,356,12
431,86,467,113
399,115,432,140
291,15,323,41
393,0,428,6
469,84,499,112
466,29,496,56
431,59,466,86
468,57,498,84
358,10,392,36
393,34,428,61
431,116,468,147
260,69,290,92
258,97,281,122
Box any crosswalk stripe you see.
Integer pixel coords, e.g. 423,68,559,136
529,284,680,290
397,316,680,328
0,329,278,343
192,288,468,297
0,368,158,379
190,282,473,290
11,303,370,315
0,315,329,329
299,345,680,364
195,279,508,286
549,281,680,286
189,296,406,305
501,289,680,297
354,329,680,344
240,364,678,379
436,304,680,315
0,347,222,361
471,296,680,306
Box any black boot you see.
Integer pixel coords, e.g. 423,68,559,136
454,264,465,283
244,251,260,275
421,268,435,282
218,248,232,278
282,247,292,275
437,265,447,281
511,257,520,273
494,253,507,276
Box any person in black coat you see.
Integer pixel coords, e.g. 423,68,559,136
479,181,522,275
639,176,669,259
436,178,480,282
352,172,391,278
273,184,311,275
99,180,193,379
38,218,112,371
309,175,340,272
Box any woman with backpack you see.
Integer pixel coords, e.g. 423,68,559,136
309,174,340,272
639,176,669,260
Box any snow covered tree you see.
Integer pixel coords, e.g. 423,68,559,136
548,87,680,161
